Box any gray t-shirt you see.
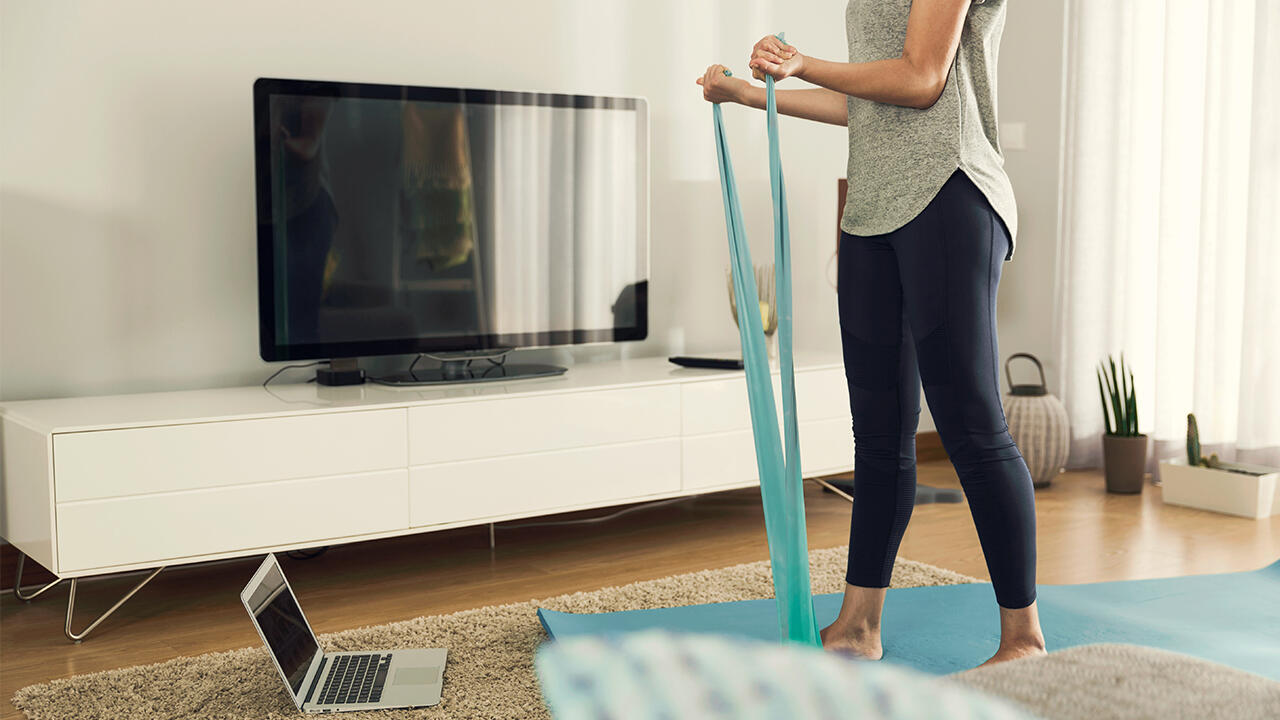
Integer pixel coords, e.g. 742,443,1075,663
841,0,1017,260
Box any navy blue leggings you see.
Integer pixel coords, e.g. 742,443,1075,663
838,170,1037,609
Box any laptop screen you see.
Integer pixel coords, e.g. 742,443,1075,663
245,561,320,697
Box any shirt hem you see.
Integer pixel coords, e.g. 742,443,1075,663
840,163,1018,262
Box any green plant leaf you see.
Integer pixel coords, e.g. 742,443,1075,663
1129,369,1138,435
1106,357,1124,436
1115,356,1127,433
1096,367,1113,435
1100,360,1111,406
1119,355,1129,433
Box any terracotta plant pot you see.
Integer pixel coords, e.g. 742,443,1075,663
1103,434,1149,493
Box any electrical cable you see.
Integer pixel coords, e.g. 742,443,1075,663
499,496,695,530
263,361,329,388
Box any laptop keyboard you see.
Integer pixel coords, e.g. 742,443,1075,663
317,653,392,705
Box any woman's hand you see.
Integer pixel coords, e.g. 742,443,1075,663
749,35,804,81
696,64,748,104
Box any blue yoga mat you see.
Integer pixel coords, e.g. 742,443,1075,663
539,559,1280,679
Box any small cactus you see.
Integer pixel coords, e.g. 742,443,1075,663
1188,414,1225,468
1186,413,1201,466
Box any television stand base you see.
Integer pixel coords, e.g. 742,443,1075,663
371,362,567,387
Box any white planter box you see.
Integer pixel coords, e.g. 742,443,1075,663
1159,457,1280,519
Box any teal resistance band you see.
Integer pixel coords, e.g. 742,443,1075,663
711,33,820,647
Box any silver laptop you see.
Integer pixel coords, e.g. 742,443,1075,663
240,553,446,713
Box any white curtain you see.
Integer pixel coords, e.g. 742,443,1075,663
485,102,640,337
1056,0,1280,471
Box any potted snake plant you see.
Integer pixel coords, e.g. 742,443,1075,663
1097,354,1147,493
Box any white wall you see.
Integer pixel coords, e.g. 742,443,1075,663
995,0,1068,403
1,0,1065,423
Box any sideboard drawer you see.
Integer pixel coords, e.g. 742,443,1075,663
408,438,681,527
681,368,849,436
797,417,855,475
682,418,853,491
681,431,760,491
54,409,408,502
56,469,409,572
408,386,680,464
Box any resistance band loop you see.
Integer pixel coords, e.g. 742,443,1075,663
711,33,820,646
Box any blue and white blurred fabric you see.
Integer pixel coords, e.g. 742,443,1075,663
536,632,1036,720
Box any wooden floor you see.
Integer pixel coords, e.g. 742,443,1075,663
2,462,1277,719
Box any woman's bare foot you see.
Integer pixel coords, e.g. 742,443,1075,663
821,583,888,660
820,619,884,660
976,600,1047,668
977,640,1047,667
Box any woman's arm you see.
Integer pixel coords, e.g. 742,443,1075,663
749,0,972,110
736,86,848,126
697,64,848,126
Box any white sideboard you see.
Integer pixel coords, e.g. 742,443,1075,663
0,353,852,582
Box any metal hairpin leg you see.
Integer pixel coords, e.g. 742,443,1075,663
13,553,62,602
808,476,855,504
15,551,166,642
64,566,165,643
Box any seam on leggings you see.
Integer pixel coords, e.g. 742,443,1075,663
944,198,952,387
986,208,1004,432
882,303,906,584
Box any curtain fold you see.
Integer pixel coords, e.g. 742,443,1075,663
484,102,639,340
1057,0,1280,471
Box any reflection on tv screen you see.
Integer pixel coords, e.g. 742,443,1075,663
263,91,645,351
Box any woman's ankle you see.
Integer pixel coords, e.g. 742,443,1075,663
996,601,1045,651
834,583,888,633
830,615,880,637
999,632,1046,652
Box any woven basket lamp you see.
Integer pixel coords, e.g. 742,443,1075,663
1002,353,1070,489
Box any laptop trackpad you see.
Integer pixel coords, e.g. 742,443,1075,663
394,667,438,686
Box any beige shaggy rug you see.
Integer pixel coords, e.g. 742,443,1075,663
12,547,976,720
953,643,1280,720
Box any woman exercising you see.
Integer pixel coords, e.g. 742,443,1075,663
697,0,1045,667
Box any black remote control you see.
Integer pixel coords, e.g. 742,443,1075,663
668,356,744,370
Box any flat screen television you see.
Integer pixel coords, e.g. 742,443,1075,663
253,78,648,384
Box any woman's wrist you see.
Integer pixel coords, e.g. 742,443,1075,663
736,83,764,109
794,53,817,83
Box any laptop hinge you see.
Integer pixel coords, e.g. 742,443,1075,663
303,655,327,707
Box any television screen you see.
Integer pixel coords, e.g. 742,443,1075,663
254,78,648,362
